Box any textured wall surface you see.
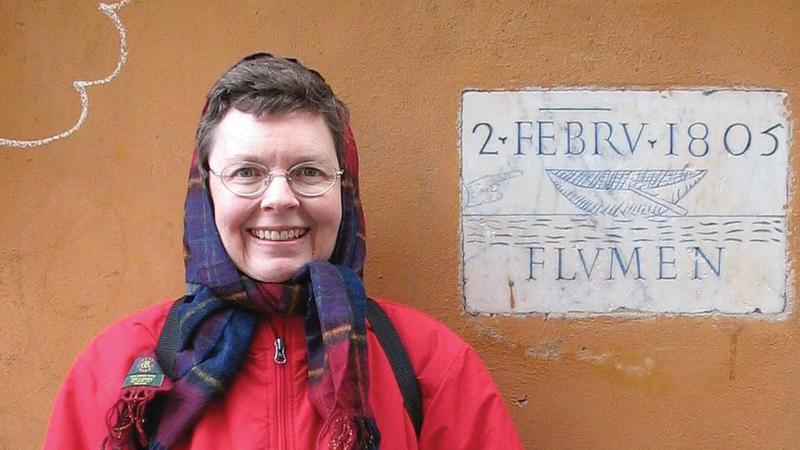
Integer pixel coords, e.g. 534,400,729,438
1,1,798,448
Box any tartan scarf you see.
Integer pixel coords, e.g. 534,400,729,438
104,124,378,449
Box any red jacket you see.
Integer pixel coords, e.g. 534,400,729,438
44,298,524,449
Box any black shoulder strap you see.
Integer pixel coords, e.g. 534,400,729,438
155,296,424,438
366,298,423,437
155,297,185,379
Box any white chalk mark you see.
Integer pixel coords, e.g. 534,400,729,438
0,0,133,148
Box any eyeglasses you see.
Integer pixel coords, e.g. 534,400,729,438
208,161,343,198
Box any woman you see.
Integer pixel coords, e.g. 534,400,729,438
44,53,523,449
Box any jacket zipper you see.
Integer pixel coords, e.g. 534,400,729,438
274,337,287,365
274,332,288,450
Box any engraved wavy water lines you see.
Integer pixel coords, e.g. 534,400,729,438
721,224,743,243
545,235,566,244
746,218,784,244
462,215,785,248
508,218,528,232
516,228,542,245
464,217,500,244
724,228,744,234
484,226,513,245
517,241,543,246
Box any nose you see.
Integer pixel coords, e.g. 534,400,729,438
259,174,300,212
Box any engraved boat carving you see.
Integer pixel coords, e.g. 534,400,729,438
546,169,707,216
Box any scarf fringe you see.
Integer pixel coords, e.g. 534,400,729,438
357,417,380,450
321,411,380,450
103,387,156,450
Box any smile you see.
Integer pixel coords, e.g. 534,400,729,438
248,228,308,241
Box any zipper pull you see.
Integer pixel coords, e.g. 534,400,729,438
274,337,287,365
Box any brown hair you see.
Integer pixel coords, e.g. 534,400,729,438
195,53,349,178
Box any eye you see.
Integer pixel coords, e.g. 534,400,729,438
232,167,258,178
223,163,267,183
298,166,323,177
290,163,331,182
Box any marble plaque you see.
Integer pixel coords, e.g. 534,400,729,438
460,89,791,315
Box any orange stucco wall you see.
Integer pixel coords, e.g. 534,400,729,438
2,1,799,448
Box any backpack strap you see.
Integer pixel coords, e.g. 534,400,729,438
155,296,185,379
155,296,424,438
365,298,423,438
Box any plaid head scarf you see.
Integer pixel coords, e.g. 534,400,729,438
104,59,378,449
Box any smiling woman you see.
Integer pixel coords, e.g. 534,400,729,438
42,53,523,450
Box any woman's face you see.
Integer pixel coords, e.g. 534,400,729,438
207,109,343,283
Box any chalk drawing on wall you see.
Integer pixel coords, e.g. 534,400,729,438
0,0,133,148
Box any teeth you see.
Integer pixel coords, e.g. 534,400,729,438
251,228,305,241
